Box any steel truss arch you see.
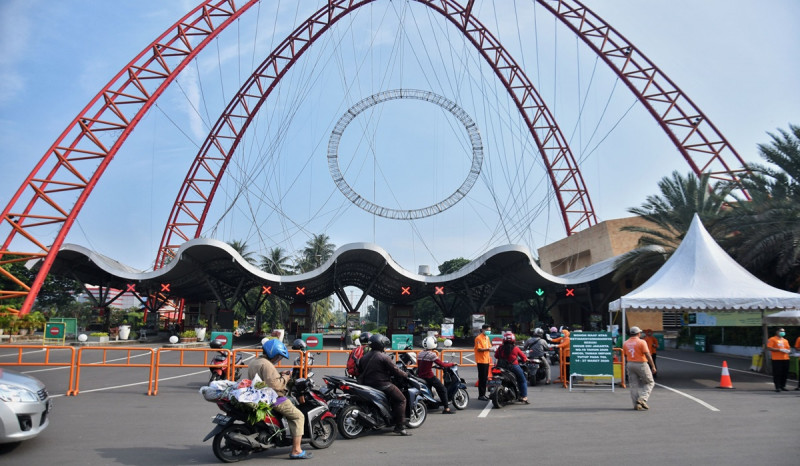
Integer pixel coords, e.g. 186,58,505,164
0,0,261,314
157,0,597,268
536,0,750,194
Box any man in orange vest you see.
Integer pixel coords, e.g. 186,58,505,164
474,324,493,401
623,326,656,411
766,328,791,392
795,335,800,391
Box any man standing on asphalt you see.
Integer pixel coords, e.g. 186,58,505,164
766,327,791,392
474,324,493,401
623,326,656,411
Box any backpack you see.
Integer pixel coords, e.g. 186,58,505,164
346,345,365,377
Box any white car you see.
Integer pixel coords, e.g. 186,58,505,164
0,368,51,444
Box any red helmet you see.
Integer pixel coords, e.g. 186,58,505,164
503,331,516,344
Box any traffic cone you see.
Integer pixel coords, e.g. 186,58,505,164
717,360,734,389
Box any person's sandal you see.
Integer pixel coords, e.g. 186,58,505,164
290,450,313,460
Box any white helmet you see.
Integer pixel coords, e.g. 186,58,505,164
422,336,438,350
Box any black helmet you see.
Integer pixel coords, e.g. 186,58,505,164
210,338,225,349
292,338,307,350
358,332,373,346
369,334,389,351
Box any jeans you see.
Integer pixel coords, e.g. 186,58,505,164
509,364,527,398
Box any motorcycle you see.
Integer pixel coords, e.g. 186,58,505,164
440,362,469,409
523,356,548,386
209,339,243,384
487,365,524,409
394,352,438,410
322,374,427,439
203,376,337,463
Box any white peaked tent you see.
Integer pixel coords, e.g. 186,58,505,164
608,214,800,334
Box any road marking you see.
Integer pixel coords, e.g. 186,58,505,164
654,382,719,411
477,399,493,417
657,355,772,379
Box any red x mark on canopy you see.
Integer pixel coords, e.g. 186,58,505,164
434,286,444,295
261,286,272,295
401,286,411,295
565,288,575,297
296,287,305,296
126,284,136,293
161,283,171,292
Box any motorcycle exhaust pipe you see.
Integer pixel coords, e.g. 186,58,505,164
356,411,379,428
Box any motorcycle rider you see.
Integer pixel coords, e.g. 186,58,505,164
494,332,529,403
357,334,412,436
247,339,312,460
523,328,551,385
417,336,455,414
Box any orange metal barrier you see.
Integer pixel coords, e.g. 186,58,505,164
614,348,627,389
0,345,76,394
153,347,233,395
231,349,306,381
70,346,156,396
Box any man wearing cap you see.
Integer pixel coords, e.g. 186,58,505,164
623,326,656,410
766,328,791,392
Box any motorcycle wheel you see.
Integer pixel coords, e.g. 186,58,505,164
452,388,469,410
529,373,539,387
212,424,255,463
309,417,337,449
407,401,427,428
491,386,513,409
337,405,365,439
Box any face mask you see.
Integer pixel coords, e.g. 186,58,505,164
560,333,565,337
484,331,491,335
779,332,785,337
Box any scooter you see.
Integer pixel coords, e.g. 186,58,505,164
209,339,243,383
523,356,549,386
203,376,337,463
395,352,439,410
439,362,469,409
487,365,524,409
322,374,427,439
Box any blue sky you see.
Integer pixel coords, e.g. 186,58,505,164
1,0,798,278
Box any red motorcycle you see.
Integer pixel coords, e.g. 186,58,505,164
209,339,243,383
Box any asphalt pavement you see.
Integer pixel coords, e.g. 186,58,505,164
1,343,798,466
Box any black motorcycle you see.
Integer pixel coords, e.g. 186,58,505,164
440,362,469,409
394,352,439,410
488,365,523,409
322,374,427,439
523,356,548,386
203,377,337,463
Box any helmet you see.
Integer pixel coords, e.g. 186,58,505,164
262,339,289,360
533,328,544,337
503,332,516,344
210,338,225,349
630,326,642,335
422,336,438,350
369,334,389,351
291,338,307,350
549,327,558,333
358,332,373,346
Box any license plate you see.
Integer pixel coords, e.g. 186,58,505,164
212,414,232,425
328,399,346,408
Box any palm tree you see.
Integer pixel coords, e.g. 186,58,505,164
227,239,257,265
260,247,292,275
613,171,732,282
722,124,800,289
298,234,336,272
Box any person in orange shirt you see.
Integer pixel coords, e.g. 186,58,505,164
473,324,494,401
643,329,659,378
766,328,791,392
553,328,571,377
795,336,800,391
623,326,656,410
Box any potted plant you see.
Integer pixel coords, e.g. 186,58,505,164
118,321,132,340
90,332,110,343
179,329,197,343
0,314,10,336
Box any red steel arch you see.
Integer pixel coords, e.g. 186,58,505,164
537,0,750,194
0,0,261,314
156,0,599,268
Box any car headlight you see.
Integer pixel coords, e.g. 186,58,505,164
0,384,39,402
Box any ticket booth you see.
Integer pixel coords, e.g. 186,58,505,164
387,305,413,338
289,302,310,341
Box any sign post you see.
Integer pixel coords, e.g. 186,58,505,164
569,332,615,391
44,322,66,345
301,333,323,351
